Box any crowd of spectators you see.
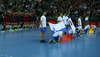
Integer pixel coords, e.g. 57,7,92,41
1,0,48,16
1,0,100,19
46,0,100,19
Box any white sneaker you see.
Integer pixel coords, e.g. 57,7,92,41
48,39,53,44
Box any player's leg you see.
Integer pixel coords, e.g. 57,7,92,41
40,32,44,40
72,28,76,38
1,25,6,32
80,29,83,35
48,39,58,44
40,27,46,43
58,36,63,44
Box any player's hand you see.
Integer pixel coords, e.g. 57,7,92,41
42,27,43,30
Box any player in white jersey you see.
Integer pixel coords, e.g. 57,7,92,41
63,14,69,29
77,16,82,30
48,31,66,44
84,23,97,33
40,11,47,43
84,23,91,33
57,13,63,23
68,17,76,38
63,13,66,24
76,16,83,36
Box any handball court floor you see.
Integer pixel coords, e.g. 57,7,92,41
0,26,100,57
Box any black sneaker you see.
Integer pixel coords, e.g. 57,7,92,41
43,40,47,43
40,40,44,43
40,40,47,43
48,39,53,44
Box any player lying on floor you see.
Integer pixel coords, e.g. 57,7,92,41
48,31,66,44
84,23,92,33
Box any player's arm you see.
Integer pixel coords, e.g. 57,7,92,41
66,18,68,21
40,18,43,30
57,20,61,23
78,20,80,26
87,26,90,33
58,36,63,44
57,18,62,23
58,36,61,44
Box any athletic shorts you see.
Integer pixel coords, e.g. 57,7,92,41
84,28,88,33
77,26,82,30
76,30,81,36
40,27,46,32
53,35,59,41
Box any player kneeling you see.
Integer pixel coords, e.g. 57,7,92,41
48,31,66,44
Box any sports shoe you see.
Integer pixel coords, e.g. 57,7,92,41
48,39,53,43
80,35,83,37
19,29,23,30
40,40,47,43
1,31,6,33
43,40,47,43
15,29,18,31
9,29,14,32
40,40,44,43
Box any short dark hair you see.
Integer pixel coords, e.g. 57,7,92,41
43,11,46,13
63,31,66,35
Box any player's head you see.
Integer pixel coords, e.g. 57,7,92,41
60,13,63,16
63,31,66,35
79,16,81,18
43,11,47,16
87,15,89,17
63,13,66,16
66,14,69,16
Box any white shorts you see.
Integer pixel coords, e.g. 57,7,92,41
77,26,82,30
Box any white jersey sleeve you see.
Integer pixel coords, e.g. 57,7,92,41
66,17,69,25
84,25,90,29
78,18,82,26
53,31,63,37
63,16,67,25
40,15,46,27
58,16,63,21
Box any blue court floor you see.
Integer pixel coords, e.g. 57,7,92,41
0,27,100,57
